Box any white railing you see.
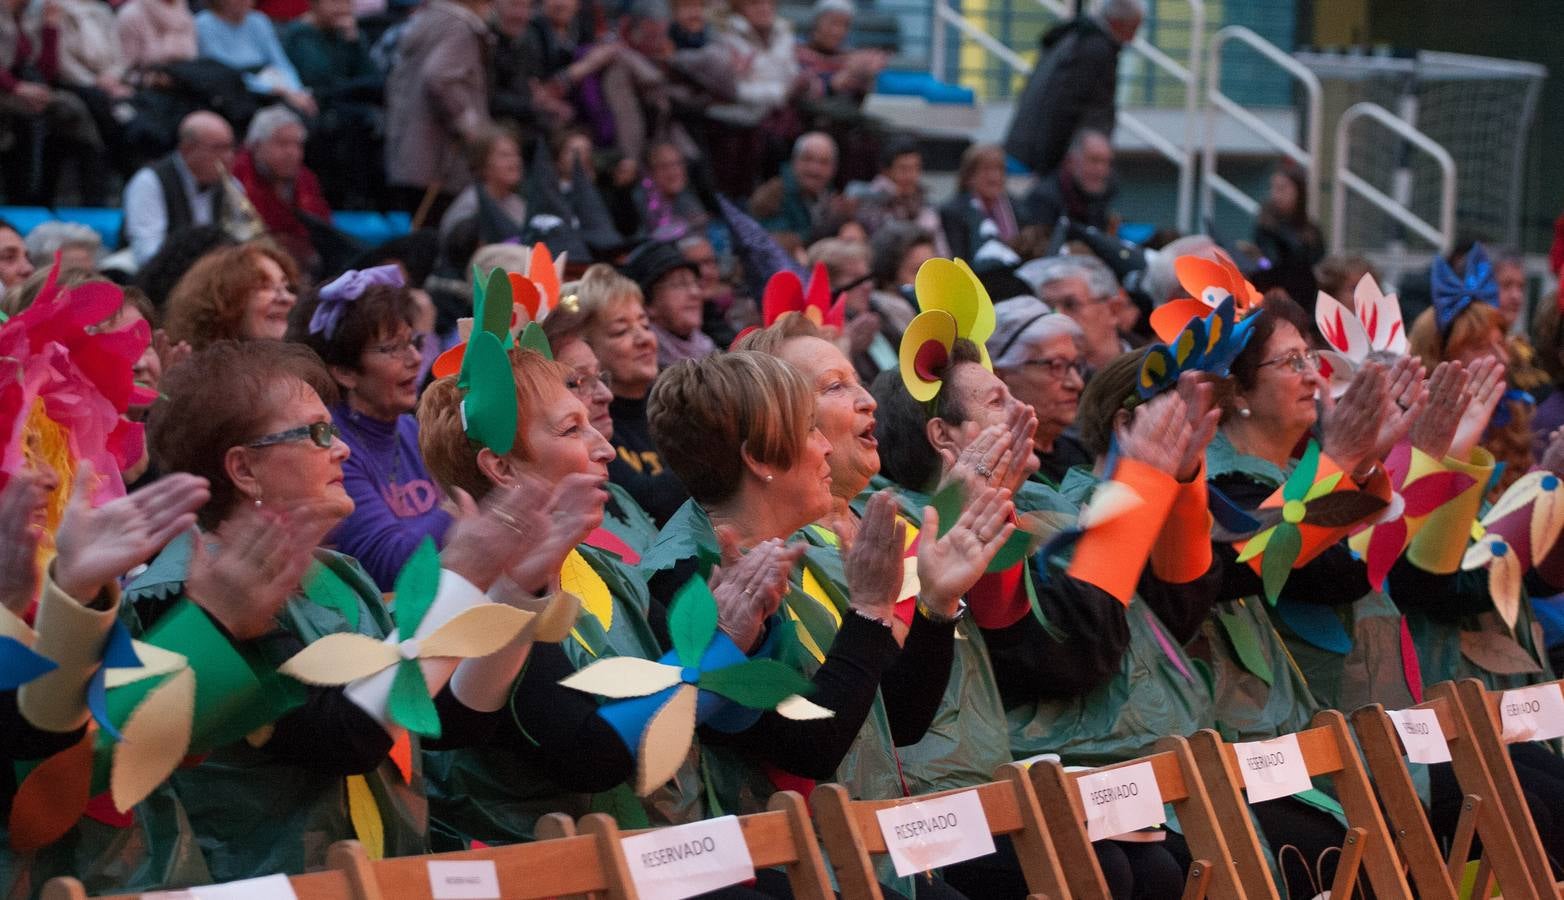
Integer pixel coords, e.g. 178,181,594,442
929,0,1204,233
1330,102,1456,255
1199,25,1321,227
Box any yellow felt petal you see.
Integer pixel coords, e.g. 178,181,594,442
899,310,958,402
776,694,834,721
914,258,978,333
111,666,195,811
560,656,682,697
278,633,401,685
419,604,536,658
637,684,696,795
1304,472,1344,502
562,548,612,632
346,774,385,861
1405,447,1443,483
104,642,187,689
897,556,920,603
531,591,582,644
1077,481,1143,529
1530,483,1564,559
954,258,996,347
1490,554,1522,631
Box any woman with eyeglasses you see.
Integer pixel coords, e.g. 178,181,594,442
130,339,559,882
288,266,452,590
989,298,1091,487
164,240,300,351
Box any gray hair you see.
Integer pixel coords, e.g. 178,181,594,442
792,131,837,162
988,297,1084,368
24,221,101,268
1017,255,1093,296
1093,0,1144,23
1143,234,1218,306
244,105,306,148
1066,252,1119,299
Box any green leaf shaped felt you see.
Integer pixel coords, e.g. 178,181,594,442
516,321,552,359
475,267,514,344
457,330,518,455
302,561,360,630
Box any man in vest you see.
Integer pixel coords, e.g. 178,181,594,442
122,111,241,266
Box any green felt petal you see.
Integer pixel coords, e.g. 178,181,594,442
1286,442,1322,502
477,268,514,343
985,525,1042,573
668,577,718,668
389,658,441,738
1217,606,1273,686
394,537,442,641
517,322,552,359
1261,523,1303,604
927,480,964,538
470,264,486,312
458,331,519,455
698,658,814,709
1303,471,1344,502
1235,526,1276,563
302,561,360,631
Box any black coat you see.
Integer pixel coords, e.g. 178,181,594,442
1003,17,1122,178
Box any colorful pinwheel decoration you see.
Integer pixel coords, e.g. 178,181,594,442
1461,471,1564,630
559,576,831,795
1347,442,1476,591
898,258,997,402
280,539,579,738
1232,442,1388,603
1026,480,1146,583
762,263,845,329
1431,243,1499,336
1134,296,1255,404
1314,274,1409,396
1148,254,1265,343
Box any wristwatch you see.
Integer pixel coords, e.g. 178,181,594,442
917,598,969,625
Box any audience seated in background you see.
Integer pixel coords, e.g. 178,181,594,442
852,136,946,256
0,0,109,205
938,143,1019,263
1020,127,1117,233
705,0,804,197
122,110,245,266
622,238,711,368
438,124,528,242
195,0,317,115
116,0,197,73
282,0,385,208
23,220,101,272
749,130,838,243
232,105,331,277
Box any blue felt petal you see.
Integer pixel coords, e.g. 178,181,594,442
594,631,767,755
1274,598,1353,655
88,666,125,742
0,635,58,689
101,620,141,669
1209,484,1262,534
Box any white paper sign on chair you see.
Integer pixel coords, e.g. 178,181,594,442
621,815,755,900
428,860,501,899
875,790,997,878
1076,761,1166,841
1233,734,1312,803
1387,708,1452,764
1499,685,1564,742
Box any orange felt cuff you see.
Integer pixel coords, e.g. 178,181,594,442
1152,465,1213,584
1067,458,1179,605
1408,447,1495,575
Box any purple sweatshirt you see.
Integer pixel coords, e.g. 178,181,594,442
327,403,454,590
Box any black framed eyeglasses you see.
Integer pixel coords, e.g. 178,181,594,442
366,334,428,358
1257,349,1322,374
245,421,341,449
1011,356,1086,379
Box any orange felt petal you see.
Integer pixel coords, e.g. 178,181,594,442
529,244,560,309
9,727,94,851
509,273,543,321
1150,299,1214,343
432,344,465,380
389,731,413,783
1174,257,1230,302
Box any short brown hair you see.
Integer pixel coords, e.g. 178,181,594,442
287,283,419,376
1532,298,1564,384
1408,302,1504,371
648,351,814,505
1077,349,1144,460
957,144,1005,193
149,340,338,528
465,124,520,178
416,348,574,501
164,241,300,350
734,314,827,356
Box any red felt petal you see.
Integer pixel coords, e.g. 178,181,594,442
913,339,949,383
1401,472,1478,517
761,271,804,325
8,728,94,850
1384,442,1413,485
804,262,832,317
1365,519,1407,592
824,292,847,329
1400,616,1423,703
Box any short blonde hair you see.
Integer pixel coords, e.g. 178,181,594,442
734,314,827,357
648,351,814,505
575,263,644,327
417,348,574,501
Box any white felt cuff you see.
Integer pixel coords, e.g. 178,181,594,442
344,569,485,730
19,569,120,732
448,585,538,712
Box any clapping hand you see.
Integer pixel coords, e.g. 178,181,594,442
841,492,907,624
1371,355,1427,461
710,526,803,652
1320,362,1389,478
500,474,609,596
1408,361,1473,460
440,478,555,594
1116,389,1192,478
1173,372,1221,481
938,402,1038,497
53,463,209,603
916,484,1015,617
1450,356,1507,460
188,500,334,641
0,471,48,615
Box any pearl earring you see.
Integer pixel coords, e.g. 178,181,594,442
1237,407,1251,418
765,474,774,483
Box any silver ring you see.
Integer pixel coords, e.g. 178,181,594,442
974,464,994,480
492,510,525,535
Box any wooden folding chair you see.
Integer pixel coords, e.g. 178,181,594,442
41,842,371,900
1188,711,1413,900
1352,685,1542,900
1029,736,1246,900
331,811,637,899
812,763,1072,900
1447,676,1564,899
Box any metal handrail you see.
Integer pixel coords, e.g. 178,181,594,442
1330,102,1456,255
1200,25,1322,227
929,0,1204,233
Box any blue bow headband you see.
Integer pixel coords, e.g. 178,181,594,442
1431,243,1499,335
309,265,406,339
